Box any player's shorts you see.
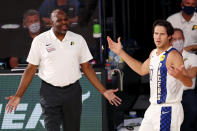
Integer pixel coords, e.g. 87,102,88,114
139,103,183,131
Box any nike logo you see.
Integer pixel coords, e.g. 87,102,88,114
46,43,52,46
162,111,170,114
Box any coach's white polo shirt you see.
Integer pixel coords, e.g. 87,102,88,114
182,50,197,90
27,29,93,87
167,12,197,47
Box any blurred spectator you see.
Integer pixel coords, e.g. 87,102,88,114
23,9,41,39
167,0,197,52
4,56,19,69
0,9,44,60
10,9,43,64
39,0,80,27
172,28,197,131
18,9,47,63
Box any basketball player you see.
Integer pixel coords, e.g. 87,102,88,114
107,20,192,131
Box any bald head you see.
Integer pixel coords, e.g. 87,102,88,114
50,9,67,22
50,9,69,35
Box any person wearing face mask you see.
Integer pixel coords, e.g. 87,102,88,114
23,9,42,39
172,28,197,131
167,0,197,53
4,9,44,63
16,9,48,63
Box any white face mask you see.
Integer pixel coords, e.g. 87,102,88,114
28,22,40,33
172,39,184,52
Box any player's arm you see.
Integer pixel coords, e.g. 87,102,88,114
166,50,192,87
107,36,150,76
118,49,150,76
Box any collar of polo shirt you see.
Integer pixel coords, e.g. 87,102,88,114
50,28,70,41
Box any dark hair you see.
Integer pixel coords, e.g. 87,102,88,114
152,20,174,36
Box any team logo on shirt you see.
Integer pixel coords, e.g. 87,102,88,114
70,41,75,45
157,63,162,101
192,25,197,30
46,43,52,46
160,55,165,61
183,58,188,62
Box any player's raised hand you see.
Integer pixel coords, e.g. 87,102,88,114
107,36,123,55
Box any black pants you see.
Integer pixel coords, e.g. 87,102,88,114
40,80,82,131
181,90,197,131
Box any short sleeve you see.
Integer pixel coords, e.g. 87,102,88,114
167,16,174,26
78,37,93,64
166,16,172,22
26,37,41,65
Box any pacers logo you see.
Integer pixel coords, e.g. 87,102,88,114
70,41,75,45
160,55,165,61
183,58,188,62
157,63,162,101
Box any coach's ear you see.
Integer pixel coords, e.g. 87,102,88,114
49,18,53,27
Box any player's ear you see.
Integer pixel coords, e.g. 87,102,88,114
168,35,172,41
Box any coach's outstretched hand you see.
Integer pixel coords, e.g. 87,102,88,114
5,95,21,113
103,88,122,106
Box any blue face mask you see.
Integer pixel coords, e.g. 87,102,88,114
182,6,196,15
